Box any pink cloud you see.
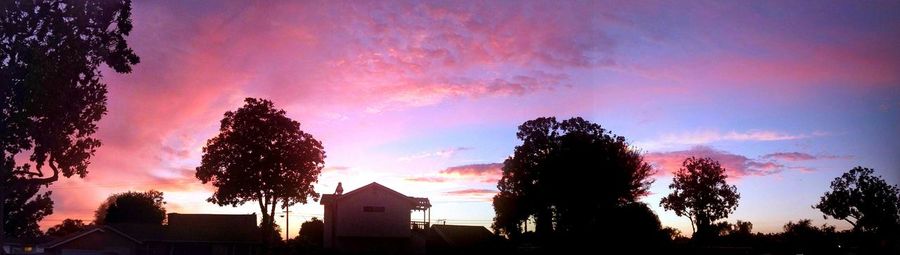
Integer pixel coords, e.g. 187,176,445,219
644,146,789,178
405,177,449,183
439,163,503,183
625,2,900,89
444,189,498,197
404,163,504,184
637,130,828,150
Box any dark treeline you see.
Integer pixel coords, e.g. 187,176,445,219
489,117,900,255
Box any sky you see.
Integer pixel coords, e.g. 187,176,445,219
38,0,899,238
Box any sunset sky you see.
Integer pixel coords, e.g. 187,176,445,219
39,1,899,238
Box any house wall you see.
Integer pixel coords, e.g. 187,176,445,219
324,204,334,248
334,187,413,238
46,230,137,255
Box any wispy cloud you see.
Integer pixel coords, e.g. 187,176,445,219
761,152,851,161
323,165,351,173
398,147,473,161
404,176,449,183
761,152,817,161
637,130,828,150
404,163,504,184
444,188,498,196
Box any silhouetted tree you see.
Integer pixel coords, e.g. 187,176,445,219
491,192,526,237
814,166,900,234
196,98,325,248
492,117,654,241
298,217,324,247
662,226,685,241
0,0,139,245
603,202,670,251
94,190,166,225
660,157,740,242
46,219,91,237
781,219,838,253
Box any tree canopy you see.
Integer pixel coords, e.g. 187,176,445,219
94,190,166,225
814,166,900,234
298,217,324,247
660,157,740,240
0,0,139,240
46,219,90,237
492,117,654,238
196,98,325,246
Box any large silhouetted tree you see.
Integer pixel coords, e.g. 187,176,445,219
0,0,139,245
46,219,91,237
814,167,900,234
94,190,166,225
196,98,325,248
660,157,740,241
492,117,654,240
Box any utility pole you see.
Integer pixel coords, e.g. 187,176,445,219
282,199,290,241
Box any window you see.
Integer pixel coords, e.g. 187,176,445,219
363,206,385,212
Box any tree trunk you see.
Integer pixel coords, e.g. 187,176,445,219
535,207,553,238
258,199,271,255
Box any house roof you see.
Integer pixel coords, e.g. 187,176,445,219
163,213,260,243
45,226,142,248
44,214,262,247
320,182,431,210
114,214,261,244
430,225,497,247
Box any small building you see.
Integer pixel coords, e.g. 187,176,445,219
427,225,502,255
320,182,431,254
41,213,261,255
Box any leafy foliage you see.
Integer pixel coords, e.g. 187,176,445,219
196,98,325,245
492,117,654,238
46,219,90,237
0,0,138,238
298,217,324,247
0,0,139,183
94,190,166,225
814,166,900,234
1,177,51,238
660,157,740,240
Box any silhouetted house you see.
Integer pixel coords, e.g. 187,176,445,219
2,236,51,254
427,225,502,255
321,182,431,254
41,213,261,255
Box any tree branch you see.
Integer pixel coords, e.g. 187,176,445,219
843,218,857,228
14,160,59,186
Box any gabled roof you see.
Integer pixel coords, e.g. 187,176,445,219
45,226,142,248
320,182,431,209
44,214,262,247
